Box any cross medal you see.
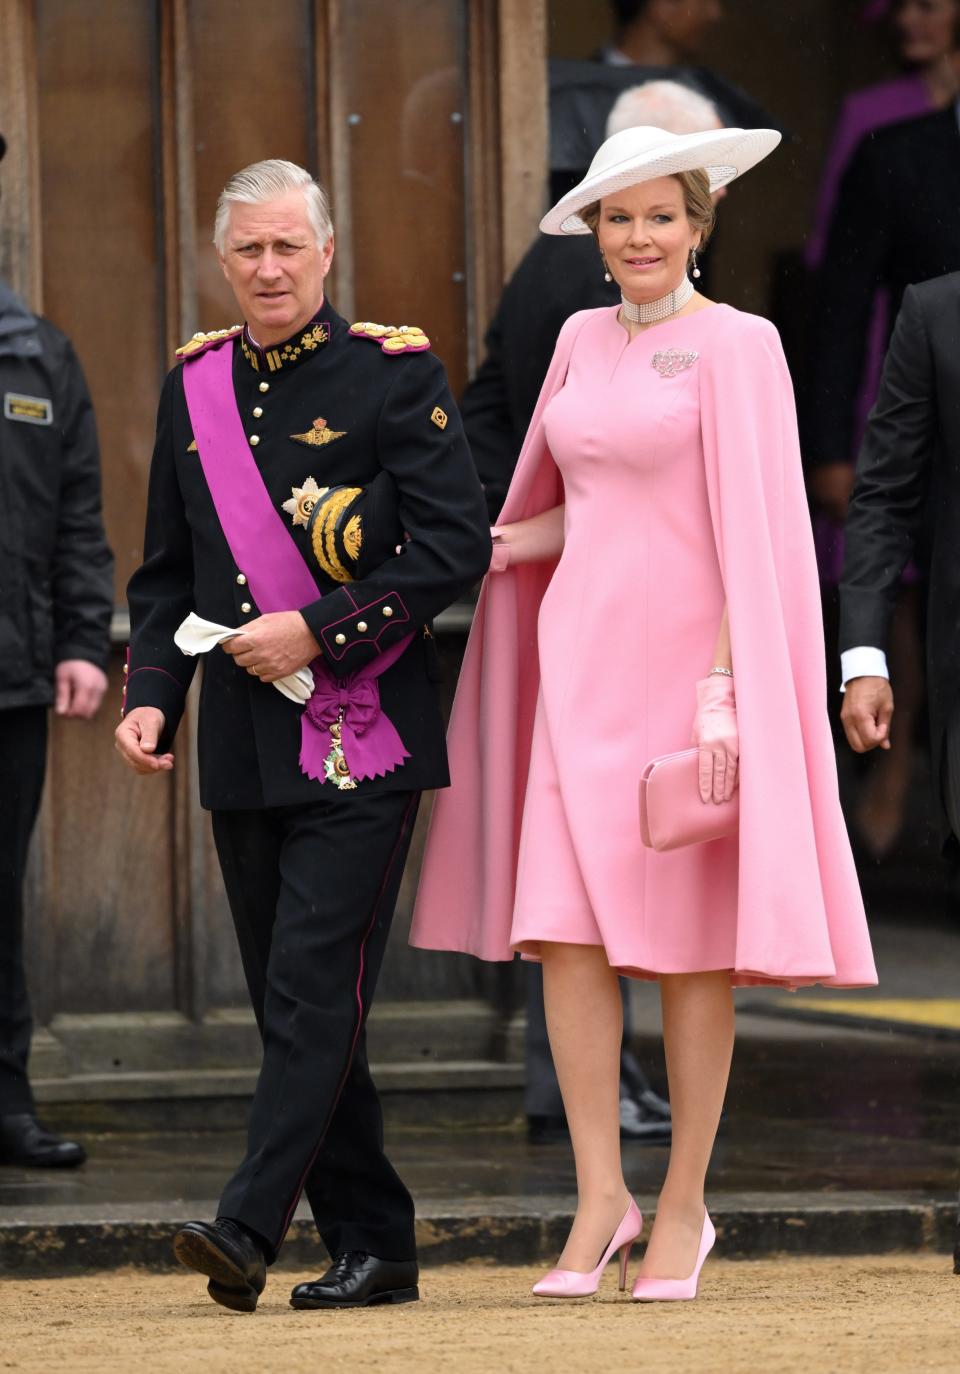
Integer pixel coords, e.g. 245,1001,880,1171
324,711,357,790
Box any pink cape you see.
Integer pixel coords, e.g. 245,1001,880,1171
410,307,877,988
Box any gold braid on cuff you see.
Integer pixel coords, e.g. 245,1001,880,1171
309,486,364,583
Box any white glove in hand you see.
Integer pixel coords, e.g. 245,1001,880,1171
174,613,314,704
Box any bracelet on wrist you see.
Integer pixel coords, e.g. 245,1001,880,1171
709,665,733,678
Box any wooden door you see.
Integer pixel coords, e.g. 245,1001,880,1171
0,0,546,1094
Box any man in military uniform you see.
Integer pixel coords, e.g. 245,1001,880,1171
0,131,112,1169
115,159,490,1312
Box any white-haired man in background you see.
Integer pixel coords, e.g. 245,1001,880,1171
116,159,489,1312
462,80,723,517
459,79,723,1146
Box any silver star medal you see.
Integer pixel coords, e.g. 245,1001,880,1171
282,476,328,528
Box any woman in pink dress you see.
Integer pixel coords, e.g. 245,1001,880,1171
411,125,877,1302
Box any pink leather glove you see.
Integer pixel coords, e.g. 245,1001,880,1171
691,675,738,804
489,527,510,573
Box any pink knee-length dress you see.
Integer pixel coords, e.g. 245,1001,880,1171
511,305,737,976
410,303,877,991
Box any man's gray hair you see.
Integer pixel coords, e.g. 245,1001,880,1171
213,159,333,253
605,80,721,139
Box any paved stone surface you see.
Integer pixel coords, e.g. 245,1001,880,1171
1,1258,956,1374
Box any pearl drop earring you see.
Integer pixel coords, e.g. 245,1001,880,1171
691,248,701,280
601,253,612,283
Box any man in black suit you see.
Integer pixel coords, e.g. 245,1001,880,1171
115,158,490,1312
838,274,960,1275
805,106,960,511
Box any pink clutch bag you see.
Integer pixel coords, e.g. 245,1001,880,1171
639,748,740,852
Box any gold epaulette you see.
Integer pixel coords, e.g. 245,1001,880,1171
175,325,243,360
348,321,431,355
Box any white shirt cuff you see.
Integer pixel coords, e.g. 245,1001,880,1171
840,646,889,693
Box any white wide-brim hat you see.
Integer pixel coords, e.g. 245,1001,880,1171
540,124,782,235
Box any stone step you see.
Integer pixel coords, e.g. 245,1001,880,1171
1,1193,954,1276
28,998,521,1081
32,1059,525,1133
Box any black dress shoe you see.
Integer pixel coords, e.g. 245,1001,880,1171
633,1086,672,1121
0,1114,86,1168
290,1251,419,1310
619,1051,671,1120
173,1218,267,1313
619,1093,673,1142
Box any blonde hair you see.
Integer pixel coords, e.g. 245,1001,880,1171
214,159,333,253
580,168,715,249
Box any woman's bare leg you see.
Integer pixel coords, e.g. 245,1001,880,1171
639,970,734,1279
540,941,631,1272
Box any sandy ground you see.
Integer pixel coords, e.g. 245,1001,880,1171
0,1257,954,1374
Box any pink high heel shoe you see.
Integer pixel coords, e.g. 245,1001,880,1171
532,1199,643,1298
631,1209,716,1302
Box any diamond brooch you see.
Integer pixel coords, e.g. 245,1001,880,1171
651,348,699,378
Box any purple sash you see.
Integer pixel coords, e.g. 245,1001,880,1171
182,341,412,782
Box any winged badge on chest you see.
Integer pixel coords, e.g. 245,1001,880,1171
290,416,347,447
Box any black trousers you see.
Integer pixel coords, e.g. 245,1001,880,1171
943,700,960,842
0,706,48,1115
211,790,420,1264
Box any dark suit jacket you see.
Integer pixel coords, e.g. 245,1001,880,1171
0,286,113,707
840,274,960,827
125,298,490,809
461,236,618,520
805,108,960,468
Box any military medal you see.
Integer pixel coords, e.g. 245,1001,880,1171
282,475,327,528
324,712,357,790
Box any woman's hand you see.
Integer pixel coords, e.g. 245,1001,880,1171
691,675,738,804
488,505,564,570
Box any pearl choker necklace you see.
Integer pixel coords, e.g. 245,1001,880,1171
620,275,694,324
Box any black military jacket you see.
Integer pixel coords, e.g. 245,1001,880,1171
125,297,490,809
0,283,113,709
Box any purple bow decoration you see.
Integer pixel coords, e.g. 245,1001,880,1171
182,341,413,788
299,659,410,782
